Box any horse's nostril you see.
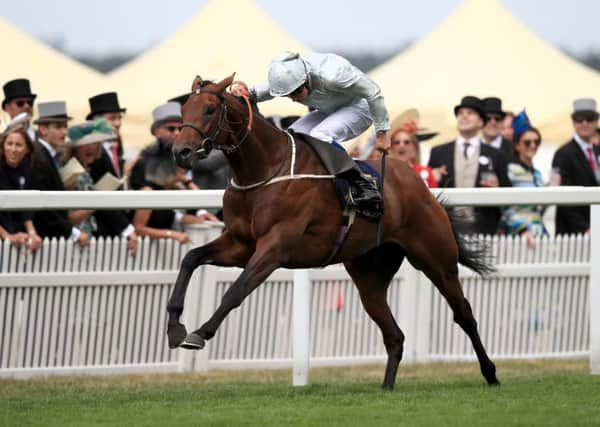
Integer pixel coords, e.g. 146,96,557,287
178,147,193,160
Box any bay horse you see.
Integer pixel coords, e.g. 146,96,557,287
167,74,499,389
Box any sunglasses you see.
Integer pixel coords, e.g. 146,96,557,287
288,84,306,98
15,99,33,108
521,139,541,148
573,116,598,124
486,114,503,122
162,125,182,133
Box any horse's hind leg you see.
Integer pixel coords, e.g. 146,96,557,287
344,243,406,390
424,268,499,385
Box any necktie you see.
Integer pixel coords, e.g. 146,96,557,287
463,141,471,159
110,144,121,176
53,152,62,168
587,147,597,174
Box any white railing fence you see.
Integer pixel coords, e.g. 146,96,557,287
0,188,598,380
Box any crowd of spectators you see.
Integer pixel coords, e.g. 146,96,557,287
1,76,599,253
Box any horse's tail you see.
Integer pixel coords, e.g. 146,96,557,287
438,196,496,276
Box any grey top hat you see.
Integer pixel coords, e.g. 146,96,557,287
34,101,73,124
572,98,599,118
151,102,182,134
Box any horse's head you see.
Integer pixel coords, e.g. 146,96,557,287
173,74,235,169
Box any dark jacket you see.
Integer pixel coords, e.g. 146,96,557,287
552,139,600,235
428,140,511,235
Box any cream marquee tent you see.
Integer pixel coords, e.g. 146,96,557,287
369,0,600,145
0,18,109,126
109,0,309,147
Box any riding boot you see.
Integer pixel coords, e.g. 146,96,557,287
339,165,383,220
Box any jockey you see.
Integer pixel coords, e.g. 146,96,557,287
233,51,391,214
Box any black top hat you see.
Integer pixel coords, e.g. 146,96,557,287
86,92,126,120
168,93,190,106
2,78,37,109
454,96,485,121
482,97,506,118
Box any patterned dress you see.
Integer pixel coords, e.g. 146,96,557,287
74,171,98,234
501,160,546,236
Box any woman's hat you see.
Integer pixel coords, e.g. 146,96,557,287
86,92,126,120
0,112,31,139
67,119,116,147
390,109,439,142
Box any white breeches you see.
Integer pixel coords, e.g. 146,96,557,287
289,99,372,143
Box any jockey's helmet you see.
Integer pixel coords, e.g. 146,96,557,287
268,52,309,97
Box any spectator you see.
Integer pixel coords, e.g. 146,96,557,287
63,119,138,255
0,115,42,251
502,111,515,144
129,102,217,244
30,101,89,246
482,97,513,158
591,126,600,146
86,92,127,182
552,98,600,235
2,78,36,141
428,96,511,235
388,109,440,188
500,111,547,246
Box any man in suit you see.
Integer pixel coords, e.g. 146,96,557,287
428,96,511,235
552,98,600,235
31,101,89,246
86,92,127,182
482,97,513,158
2,78,37,141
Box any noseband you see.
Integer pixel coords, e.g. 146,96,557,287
181,87,252,155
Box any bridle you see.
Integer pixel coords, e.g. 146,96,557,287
180,86,253,157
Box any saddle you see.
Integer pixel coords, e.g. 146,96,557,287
291,131,382,220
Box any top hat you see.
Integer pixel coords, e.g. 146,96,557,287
168,93,190,105
454,96,485,121
86,92,126,120
33,101,73,124
151,102,182,134
571,98,599,120
482,97,506,119
2,78,36,109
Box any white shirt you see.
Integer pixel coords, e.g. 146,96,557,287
456,135,481,160
573,132,595,156
486,135,503,150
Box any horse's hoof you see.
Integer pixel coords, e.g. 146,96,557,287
167,323,187,349
180,332,205,350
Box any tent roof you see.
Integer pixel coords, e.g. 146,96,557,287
109,0,309,147
0,18,108,125
369,0,600,144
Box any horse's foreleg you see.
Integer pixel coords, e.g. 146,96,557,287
180,239,281,350
167,232,245,349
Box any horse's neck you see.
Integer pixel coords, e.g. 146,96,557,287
225,119,290,185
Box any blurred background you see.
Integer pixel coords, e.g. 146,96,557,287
2,0,600,175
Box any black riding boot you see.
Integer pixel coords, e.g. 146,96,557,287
339,166,383,220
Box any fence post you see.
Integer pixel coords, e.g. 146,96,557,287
591,205,600,374
293,269,310,386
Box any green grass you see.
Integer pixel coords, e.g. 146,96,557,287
1,359,599,427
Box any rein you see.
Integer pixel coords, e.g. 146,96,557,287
229,131,334,191
181,86,254,155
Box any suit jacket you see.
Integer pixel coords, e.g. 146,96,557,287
497,138,514,159
428,140,511,235
29,143,74,238
552,139,600,235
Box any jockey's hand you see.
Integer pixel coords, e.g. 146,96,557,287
375,131,391,155
230,82,250,98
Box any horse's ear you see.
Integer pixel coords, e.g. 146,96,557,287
215,73,236,93
191,75,203,92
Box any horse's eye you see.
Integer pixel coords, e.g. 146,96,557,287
205,106,216,116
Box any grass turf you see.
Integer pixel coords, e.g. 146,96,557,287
1,359,599,427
